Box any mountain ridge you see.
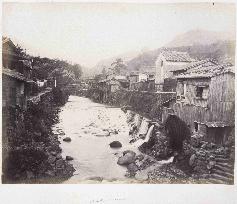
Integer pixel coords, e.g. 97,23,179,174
84,29,235,76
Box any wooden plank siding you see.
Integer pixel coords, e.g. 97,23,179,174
163,72,235,133
208,73,235,123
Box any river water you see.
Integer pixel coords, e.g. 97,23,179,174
52,95,145,183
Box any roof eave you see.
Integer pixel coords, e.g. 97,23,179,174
176,75,211,79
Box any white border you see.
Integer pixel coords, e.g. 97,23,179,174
0,0,236,203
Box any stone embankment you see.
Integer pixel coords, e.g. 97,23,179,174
184,133,235,184
86,88,234,184
120,106,235,184
87,89,176,120
2,88,75,183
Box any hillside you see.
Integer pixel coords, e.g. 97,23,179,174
127,40,235,71
166,29,235,47
85,50,141,77
86,30,235,75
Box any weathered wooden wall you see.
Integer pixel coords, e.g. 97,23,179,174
208,73,235,123
172,73,235,127
176,78,210,107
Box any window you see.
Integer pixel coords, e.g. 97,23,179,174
196,86,209,99
180,84,184,95
178,82,186,100
17,61,24,74
184,83,187,96
196,86,203,98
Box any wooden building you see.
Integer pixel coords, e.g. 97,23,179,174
129,71,155,91
162,60,235,145
155,50,194,91
2,37,33,110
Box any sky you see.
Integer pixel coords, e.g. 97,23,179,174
2,2,236,68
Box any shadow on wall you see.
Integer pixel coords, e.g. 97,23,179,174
164,114,191,153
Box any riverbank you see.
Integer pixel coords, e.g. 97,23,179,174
85,89,234,184
87,89,176,120
2,88,75,183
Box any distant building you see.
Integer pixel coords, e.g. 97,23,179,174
129,71,155,91
129,72,139,84
155,50,194,91
2,37,33,110
138,73,148,82
162,60,235,144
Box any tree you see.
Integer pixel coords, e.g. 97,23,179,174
32,56,83,87
70,64,83,80
101,66,107,76
110,58,127,75
15,44,26,57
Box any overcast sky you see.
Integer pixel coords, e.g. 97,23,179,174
3,2,236,68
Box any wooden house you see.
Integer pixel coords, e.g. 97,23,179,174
129,72,139,84
162,60,235,144
155,51,194,91
2,37,33,110
129,71,155,91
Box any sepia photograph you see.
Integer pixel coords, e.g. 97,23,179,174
1,1,235,186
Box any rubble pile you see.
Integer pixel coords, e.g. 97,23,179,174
138,127,172,160
147,163,191,184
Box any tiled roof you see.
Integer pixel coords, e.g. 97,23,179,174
2,68,27,82
173,58,218,73
2,37,9,44
161,51,194,62
176,60,234,79
205,121,234,127
2,37,17,49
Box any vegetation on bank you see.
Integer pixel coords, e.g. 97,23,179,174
87,88,175,120
15,43,83,87
3,88,74,183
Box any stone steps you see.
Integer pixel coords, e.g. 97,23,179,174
207,178,231,185
206,147,234,185
213,164,234,174
211,169,234,178
215,158,230,163
210,173,234,184
215,155,228,159
215,162,233,169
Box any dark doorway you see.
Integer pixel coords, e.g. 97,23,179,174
214,128,225,145
194,122,198,132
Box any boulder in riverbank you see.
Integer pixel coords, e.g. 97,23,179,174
136,154,145,161
109,141,122,148
127,163,139,172
63,137,71,142
117,151,136,165
66,156,74,161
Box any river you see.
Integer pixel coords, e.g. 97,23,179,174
52,95,150,183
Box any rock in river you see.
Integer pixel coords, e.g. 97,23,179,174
66,156,74,161
136,154,145,161
109,141,122,148
63,137,71,142
123,150,136,157
117,150,136,165
127,163,139,172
